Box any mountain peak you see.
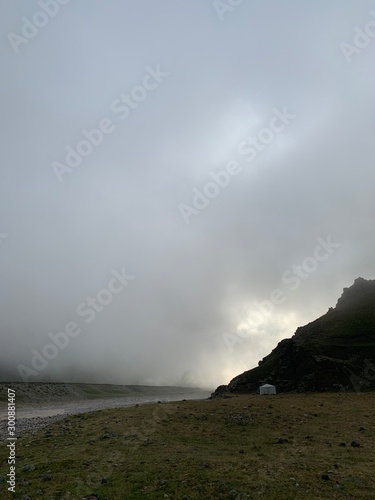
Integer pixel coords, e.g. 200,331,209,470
212,278,375,396
336,277,375,310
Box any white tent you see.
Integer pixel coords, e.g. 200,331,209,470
259,383,276,395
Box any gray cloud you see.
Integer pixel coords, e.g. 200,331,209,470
1,0,374,388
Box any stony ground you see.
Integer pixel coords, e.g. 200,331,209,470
0,391,374,499
0,384,210,441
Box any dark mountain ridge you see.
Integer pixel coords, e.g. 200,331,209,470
212,278,375,396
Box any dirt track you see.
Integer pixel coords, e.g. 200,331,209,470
0,384,210,440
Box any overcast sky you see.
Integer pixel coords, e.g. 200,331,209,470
1,0,374,389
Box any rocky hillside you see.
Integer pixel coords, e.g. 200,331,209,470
212,278,375,396
0,382,208,403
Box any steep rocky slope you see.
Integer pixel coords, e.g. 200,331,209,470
213,278,375,395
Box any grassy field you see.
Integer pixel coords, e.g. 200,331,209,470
1,392,374,499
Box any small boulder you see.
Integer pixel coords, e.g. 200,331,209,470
23,464,36,472
40,474,52,482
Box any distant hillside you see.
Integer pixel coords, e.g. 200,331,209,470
212,278,375,396
0,382,209,403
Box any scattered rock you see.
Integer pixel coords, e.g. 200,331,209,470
277,438,289,444
23,464,35,472
225,413,251,426
196,413,208,421
40,474,52,481
351,440,360,447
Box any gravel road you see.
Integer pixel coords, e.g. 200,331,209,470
0,391,210,440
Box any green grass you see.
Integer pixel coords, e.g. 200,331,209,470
1,393,374,499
